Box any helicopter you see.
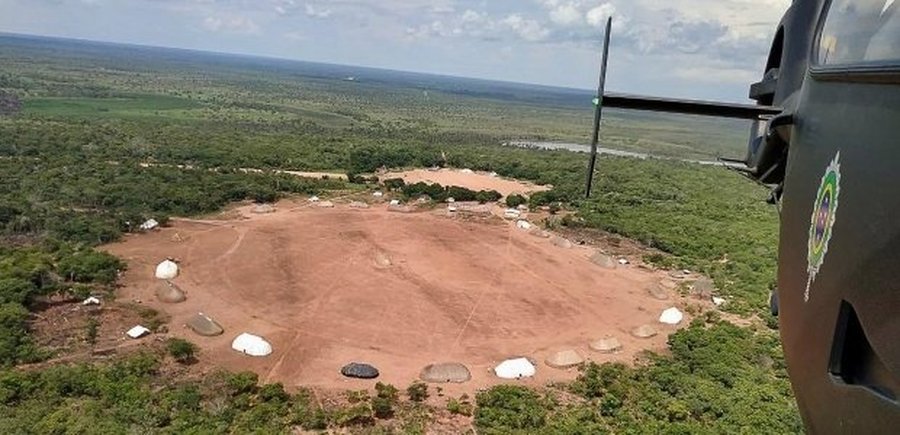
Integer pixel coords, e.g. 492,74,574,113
585,0,900,431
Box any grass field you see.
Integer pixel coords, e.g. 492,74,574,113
22,94,202,119
1,33,748,160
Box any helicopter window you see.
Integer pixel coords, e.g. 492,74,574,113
819,0,900,65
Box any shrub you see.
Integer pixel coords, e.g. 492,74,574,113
475,190,502,204
259,383,290,403
447,396,474,416
166,338,197,364
250,188,278,204
334,403,374,427
505,194,527,208
474,385,548,432
227,371,259,396
383,178,406,190
401,182,446,201
345,390,369,403
0,278,36,305
570,362,629,399
375,382,399,402
372,382,399,419
446,185,478,202
56,250,123,284
529,190,564,207
346,173,366,184
372,396,394,419
406,382,428,402
0,302,35,366
85,318,99,345
292,389,328,430
560,214,582,227
68,284,93,301
643,253,678,269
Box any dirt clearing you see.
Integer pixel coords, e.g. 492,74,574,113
381,168,549,197
103,199,693,393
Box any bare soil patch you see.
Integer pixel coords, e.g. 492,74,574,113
102,198,698,393
381,168,549,197
26,297,170,369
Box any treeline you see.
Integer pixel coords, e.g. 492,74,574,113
384,179,502,204
0,158,344,245
0,354,435,433
0,319,801,433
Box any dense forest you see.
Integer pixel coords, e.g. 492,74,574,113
0,35,799,433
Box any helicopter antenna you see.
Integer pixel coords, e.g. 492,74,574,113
585,17,612,198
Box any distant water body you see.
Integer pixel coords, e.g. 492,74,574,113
503,141,741,168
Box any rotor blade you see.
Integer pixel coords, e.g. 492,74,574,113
602,93,782,119
585,17,612,199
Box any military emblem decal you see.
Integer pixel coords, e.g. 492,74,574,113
805,152,841,302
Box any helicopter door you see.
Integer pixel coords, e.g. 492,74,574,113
777,0,900,431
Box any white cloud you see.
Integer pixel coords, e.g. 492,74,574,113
304,3,332,19
501,14,550,42
549,3,582,26
187,0,789,87
0,0,795,99
461,10,485,23
633,0,790,40
202,15,259,34
585,4,615,27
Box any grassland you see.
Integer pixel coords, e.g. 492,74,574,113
0,34,798,433
1,34,748,160
21,95,202,119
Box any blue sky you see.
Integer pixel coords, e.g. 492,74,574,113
0,0,791,102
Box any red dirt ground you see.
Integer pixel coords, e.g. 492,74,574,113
103,199,693,394
380,168,550,197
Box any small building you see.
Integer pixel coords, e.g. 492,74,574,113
139,219,159,231
126,325,150,339
494,357,536,379
231,333,273,356
155,259,179,280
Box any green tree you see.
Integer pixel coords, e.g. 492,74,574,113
0,278,36,305
166,338,198,364
505,194,527,208
475,385,548,432
475,190,502,204
0,302,35,366
57,250,123,284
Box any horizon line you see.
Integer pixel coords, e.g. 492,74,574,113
0,31,599,95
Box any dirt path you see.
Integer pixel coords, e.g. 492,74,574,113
135,162,349,180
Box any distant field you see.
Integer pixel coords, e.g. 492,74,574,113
23,94,201,119
0,34,749,161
